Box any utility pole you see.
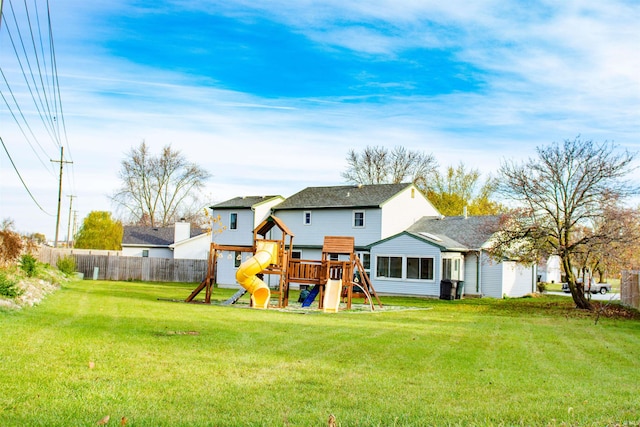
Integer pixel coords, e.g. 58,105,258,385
51,147,72,247
73,210,78,244
66,195,75,247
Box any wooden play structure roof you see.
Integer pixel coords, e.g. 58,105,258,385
254,215,294,238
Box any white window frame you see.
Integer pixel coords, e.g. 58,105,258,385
229,212,238,230
353,210,365,228
406,256,435,281
375,255,403,279
374,254,437,282
303,211,312,225
442,254,463,281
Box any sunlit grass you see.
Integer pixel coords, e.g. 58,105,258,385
1,280,639,426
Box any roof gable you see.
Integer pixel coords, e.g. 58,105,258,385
367,231,449,251
273,183,413,210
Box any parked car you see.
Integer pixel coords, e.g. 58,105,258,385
561,280,611,294
585,282,612,294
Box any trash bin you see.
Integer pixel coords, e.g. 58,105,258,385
440,279,456,300
455,280,464,299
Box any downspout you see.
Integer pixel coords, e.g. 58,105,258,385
476,250,482,294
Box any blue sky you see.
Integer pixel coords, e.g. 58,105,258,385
1,0,639,240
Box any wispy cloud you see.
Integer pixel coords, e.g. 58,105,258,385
2,0,639,238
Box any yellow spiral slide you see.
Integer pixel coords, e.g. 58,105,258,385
235,241,278,309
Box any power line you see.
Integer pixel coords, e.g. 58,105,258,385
0,135,54,215
2,1,60,147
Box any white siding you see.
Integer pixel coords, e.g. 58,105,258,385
480,253,504,298
502,262,535,297
380,185,440,239
172,233,210,260
253,197,284,228
121,246,173,259
463,252,480,295
370,233,442,297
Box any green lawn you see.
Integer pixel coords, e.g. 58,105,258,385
1,280,639,426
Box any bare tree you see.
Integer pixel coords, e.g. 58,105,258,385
342,145,437,187
112,141,211,227
492,137,638,310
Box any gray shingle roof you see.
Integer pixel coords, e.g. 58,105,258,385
273,183,413,210
211,195,282,209
122,226,204,246
406,215,500,250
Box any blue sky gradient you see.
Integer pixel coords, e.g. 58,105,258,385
1,0,639,239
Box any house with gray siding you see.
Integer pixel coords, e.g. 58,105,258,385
209,184,536,298
368,215,536,298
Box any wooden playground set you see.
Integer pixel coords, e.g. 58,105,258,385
185,216,382,312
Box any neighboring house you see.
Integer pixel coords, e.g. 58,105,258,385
122,220,207,259
538,255,562,284
370,215,536,298
209,183,536,298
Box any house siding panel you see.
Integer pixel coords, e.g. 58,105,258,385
370,234,441,296
275,208,383,249
173,234,210,260
480,253,504,298
463,252,480,295
212,208,254,246
380,186,439,239
503,263,535,297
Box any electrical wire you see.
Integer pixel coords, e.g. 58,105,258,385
1,0,76,190
0,136,54,216
0,67,56,175
3,2,60,147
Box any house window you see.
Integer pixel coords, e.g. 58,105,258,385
291,251,301,259
329,253,339,261
442,258,461,280
353,210,365,228
234,251,242,268
357,252,370,270
142,250,149,258
303,211,312,225
407,257,434,280
229,212,238,230
376,256,402,278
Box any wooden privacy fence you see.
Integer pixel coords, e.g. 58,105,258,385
621,270,640,310
37,246,207,283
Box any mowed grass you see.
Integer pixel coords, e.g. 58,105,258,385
1,281,639,426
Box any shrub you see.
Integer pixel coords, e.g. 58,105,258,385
536,282,547,293
0,229,23,266
0,271,22,298
20,254,38,277
56,256,76,275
